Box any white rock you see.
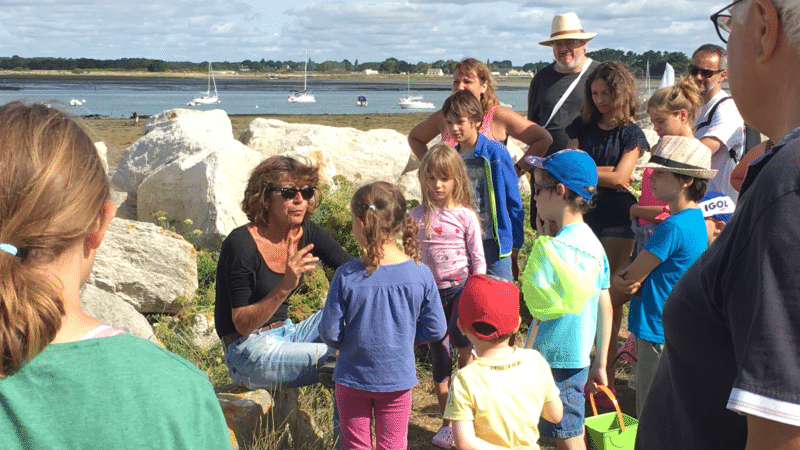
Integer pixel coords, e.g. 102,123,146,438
136,144,263,249
240,119,409,186
112,109,234,194
80,284,157,342
397,169,422,204
87,218,198,314
143,108,232,136
189,313,218,349
94,141,108,174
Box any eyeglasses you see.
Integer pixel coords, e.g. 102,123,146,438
689,64,724,78
267,186,316,200
534,183,558,196
710,0,742,43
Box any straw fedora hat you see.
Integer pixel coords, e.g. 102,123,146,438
539,12,597,46
643,135,718,179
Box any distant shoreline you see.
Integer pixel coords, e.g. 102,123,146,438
0,70,535,88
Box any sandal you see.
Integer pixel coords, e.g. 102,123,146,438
431,425,454,449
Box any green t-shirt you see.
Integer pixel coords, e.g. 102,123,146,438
0,334,232,449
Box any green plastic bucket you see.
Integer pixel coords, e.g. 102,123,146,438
585,385,638,450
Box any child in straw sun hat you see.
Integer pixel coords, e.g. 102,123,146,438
612,135,716,418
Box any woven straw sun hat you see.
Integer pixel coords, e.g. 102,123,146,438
539,12,597,46
643,135,718,179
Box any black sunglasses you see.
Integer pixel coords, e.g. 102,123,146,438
534,183,558,196
710,0,742,43
267,186,316,200
689,64,724,78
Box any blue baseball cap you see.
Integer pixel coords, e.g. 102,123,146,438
525,149,598,200
699,191,735,222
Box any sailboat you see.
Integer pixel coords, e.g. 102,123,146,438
398,73,434,109
659,62,675,89
288,51,315,103
645,60,652,99
188,62,220,105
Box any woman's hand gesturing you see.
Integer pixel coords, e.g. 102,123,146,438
283,225,319,289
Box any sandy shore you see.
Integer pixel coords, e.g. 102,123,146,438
79,113,431,167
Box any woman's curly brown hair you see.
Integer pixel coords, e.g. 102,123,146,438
581,61,640,127
241,156,320,225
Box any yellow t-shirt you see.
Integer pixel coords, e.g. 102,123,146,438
443,348,559,448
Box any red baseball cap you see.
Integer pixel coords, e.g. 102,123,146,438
458,274,520,340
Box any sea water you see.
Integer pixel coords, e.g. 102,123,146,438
0,76,531,117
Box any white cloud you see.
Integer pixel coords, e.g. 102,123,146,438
0,0,728,65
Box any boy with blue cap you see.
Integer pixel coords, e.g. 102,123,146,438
523,149,613,450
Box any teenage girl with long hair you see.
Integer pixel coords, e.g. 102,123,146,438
565,62,650,407
0,102,230,448
410,143,486,448
319,181,447,450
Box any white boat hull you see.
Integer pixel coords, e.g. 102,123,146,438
191,96,220,104
288,92,315,103
398,99,435,109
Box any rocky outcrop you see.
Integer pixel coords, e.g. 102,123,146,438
87,218,198,314
240,119,408,186
112,109,234,194
215,385,327,450
136,144,263,249
80,284,157,341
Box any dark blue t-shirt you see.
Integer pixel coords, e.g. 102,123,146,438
566,118,650,232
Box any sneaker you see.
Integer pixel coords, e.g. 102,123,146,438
431,425,454,448
317,354,336,388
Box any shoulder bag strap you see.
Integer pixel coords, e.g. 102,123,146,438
543,57,593,128
695,96,732,131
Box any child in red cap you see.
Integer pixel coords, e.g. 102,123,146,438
444,274,563,448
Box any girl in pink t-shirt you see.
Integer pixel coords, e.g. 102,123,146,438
632,78,705,257
410,142,486,448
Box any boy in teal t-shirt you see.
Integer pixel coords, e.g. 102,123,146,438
613,135,716,418
523,149,613,450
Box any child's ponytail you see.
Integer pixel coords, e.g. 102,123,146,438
0,253,64,377
402,211,421,263
0,102,110,377
351,182,416,275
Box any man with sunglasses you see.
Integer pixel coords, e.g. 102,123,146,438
636,1,800,449
691,44,745,203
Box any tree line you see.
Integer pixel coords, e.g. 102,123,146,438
0,50,690,78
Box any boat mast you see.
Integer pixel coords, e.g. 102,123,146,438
303,50,308,91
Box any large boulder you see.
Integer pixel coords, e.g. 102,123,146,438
112,109,234,194
142,108,233,136
87,218,198,314
80,284,157,342
136,144,263,250
240,119,409,186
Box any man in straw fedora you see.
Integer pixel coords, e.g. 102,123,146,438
523,12,600,229
525,12,599,161
611,135,715,420
636,1,800,448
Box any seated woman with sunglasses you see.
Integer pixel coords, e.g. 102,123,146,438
215,155,354,389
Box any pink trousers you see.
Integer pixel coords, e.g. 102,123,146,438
335,383,412,450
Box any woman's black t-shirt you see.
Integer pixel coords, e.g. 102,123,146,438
214,221,353,337
566,118,650,233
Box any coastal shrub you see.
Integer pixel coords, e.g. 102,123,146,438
150,314,230,386
312,176,362,280
287,266,329,322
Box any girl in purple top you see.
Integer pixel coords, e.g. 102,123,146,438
410,143,486,448
319,182,446,450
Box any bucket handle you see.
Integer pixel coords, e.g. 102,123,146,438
589,384,626,433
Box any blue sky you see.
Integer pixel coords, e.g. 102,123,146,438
2,1,728,65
